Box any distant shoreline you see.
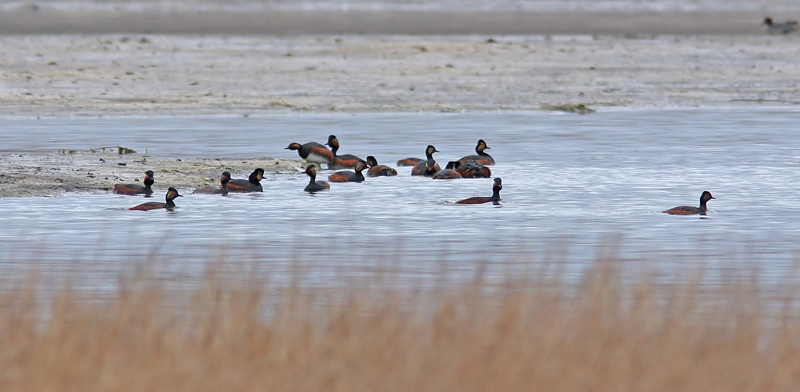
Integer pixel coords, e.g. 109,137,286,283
0,9,771,35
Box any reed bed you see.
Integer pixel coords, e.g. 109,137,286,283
0,255,798,391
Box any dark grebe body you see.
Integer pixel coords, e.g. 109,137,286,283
411,145,441,176
432,161,463,179
397,157,423,167
303,164,330,193
366,156,398,177
326,135,365,169
193,171,231,195
113,170,154,195
458,139,495,166
286,142,334,166
130,187,182,210
456,178,502,204
329,161,367,182
763,17,799,34
457,160,492,178
663,191,715,215
228,168,264,192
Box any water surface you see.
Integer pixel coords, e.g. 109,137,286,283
2,109,800,292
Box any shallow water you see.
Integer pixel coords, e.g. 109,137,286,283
2,109,800,292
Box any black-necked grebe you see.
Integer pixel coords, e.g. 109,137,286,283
129,187,182,210
328,161,367,182
432,161,463,179
193,171,231,195
366,156,398,177
303,164,330,193
458,139,495,166
763,17,799,34
286,142,334,166
326,135,365,169
396,157,423,167
411,145,441,176
228,168,264,192
457,159,492,178
663,191,714,215
456,178,502,204
113,170,154,195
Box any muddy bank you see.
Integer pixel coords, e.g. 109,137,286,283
2,34,800,118
0,153,302,197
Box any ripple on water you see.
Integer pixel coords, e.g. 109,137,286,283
2,109,800,294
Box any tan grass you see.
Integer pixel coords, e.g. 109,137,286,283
0,257,798,391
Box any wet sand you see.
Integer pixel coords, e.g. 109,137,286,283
2,11,800,196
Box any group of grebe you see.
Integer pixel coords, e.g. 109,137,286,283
118,136,714,213
123,168,264,210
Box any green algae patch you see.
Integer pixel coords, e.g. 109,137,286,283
541,103,596,114
60,146,137,155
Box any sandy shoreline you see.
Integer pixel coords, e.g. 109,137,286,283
3,33,800,117
2,28,800,196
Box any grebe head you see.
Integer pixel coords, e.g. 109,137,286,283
221,171,231,184
445,161,460,170
700,191,714,203
249,168,265,182
494,177,502,189
764,17,774,25
425,145,439,157
304,164,318,177
366,156,379,167
476,139,489,152
325,135,340,149
143,170,155,188
285,143,302,151
167,187,182,200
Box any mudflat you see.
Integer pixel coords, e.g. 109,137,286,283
2,33,799,116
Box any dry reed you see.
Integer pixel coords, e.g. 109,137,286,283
0,255,798,391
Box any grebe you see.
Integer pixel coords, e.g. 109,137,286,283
286,141,334,166
303,164,330,193
129,187,182,210
458,139,494,166
457,159,491,178
228,168,264,192
396,157,423,167
663,191,715,215
763,17,799,34
326,135,365,169
328,161,367,182
411,145,441,176
193,171,230,195
456,178,502,205
366,156,398,177
113,170,154,195
432,161,462,179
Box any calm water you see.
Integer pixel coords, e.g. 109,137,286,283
2,109,800,292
